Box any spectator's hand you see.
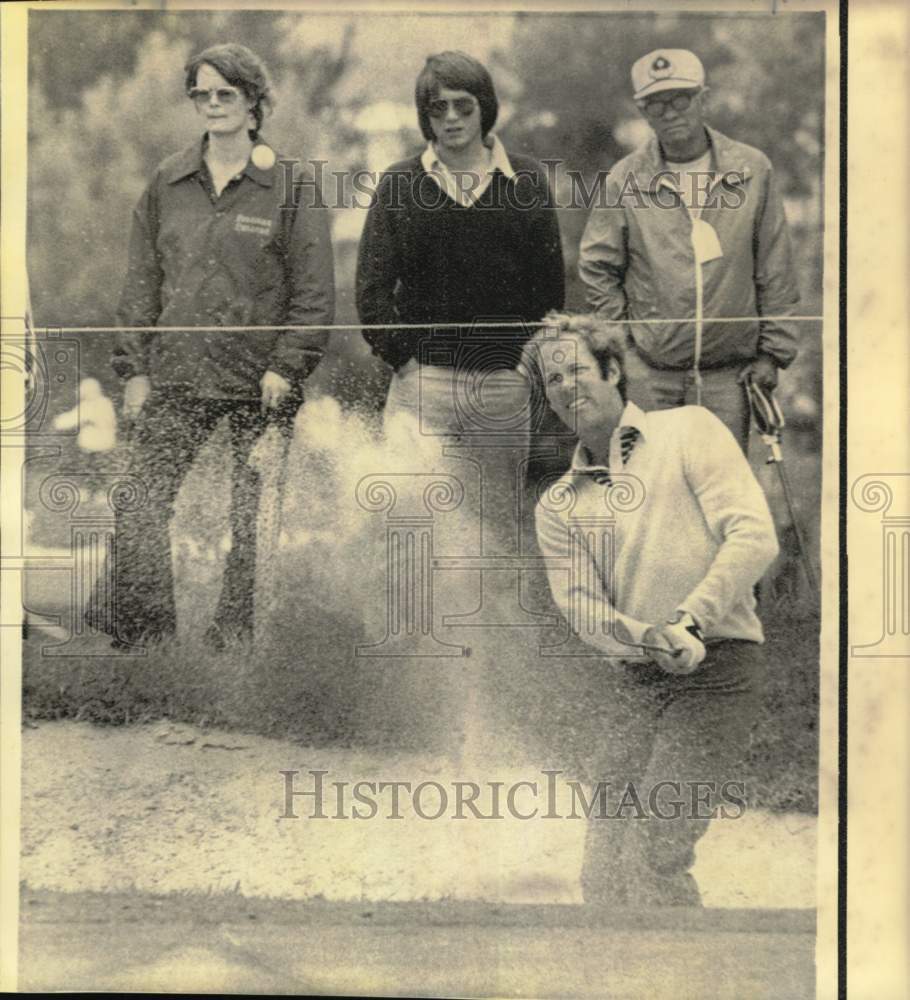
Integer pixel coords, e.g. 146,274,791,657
738,354,779,392
642,619,705,675
123,375,151,421
260,370,292,412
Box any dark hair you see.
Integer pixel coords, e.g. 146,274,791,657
184,43,274,139
524,312,628,402
415,51,499,142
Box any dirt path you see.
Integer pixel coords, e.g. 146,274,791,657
20,721,816,908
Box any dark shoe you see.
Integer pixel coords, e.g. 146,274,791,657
109,627,169,651
85,608,169,649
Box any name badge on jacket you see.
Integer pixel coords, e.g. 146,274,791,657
235,214,273,237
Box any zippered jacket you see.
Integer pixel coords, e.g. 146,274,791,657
579,127,800,370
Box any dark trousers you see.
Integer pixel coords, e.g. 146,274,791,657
581,640,762,906
95,390,268,645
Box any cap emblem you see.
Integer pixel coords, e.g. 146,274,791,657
650,55,673,79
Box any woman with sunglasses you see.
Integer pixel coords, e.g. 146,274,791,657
96,42,335,651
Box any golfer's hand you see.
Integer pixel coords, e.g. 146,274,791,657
123,375,151,421
642,621,705,675
738,354,779,391
260,370,292,411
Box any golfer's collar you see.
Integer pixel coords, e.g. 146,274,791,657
165,141,206,184
569,402,648,474
420,134,515,179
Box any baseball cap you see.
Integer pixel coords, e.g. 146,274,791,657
631,49,705,101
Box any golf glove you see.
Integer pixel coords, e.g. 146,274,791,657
643,612,706,675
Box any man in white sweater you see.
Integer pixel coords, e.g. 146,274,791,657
529,313,779,906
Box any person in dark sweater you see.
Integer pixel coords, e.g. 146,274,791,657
357,51,564,380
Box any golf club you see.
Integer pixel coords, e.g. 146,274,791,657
746,375,819,595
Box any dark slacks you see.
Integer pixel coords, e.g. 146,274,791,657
581,640,762,906
96,389,268,645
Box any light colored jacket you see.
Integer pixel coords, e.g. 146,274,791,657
579,126,800,371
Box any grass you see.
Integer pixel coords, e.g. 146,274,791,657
22,567,819,814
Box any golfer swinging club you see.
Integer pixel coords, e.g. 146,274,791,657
89,42,335,650
529,313,779,906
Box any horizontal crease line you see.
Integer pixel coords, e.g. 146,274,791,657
20,316,825,335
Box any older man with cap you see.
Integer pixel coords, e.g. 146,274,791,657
578,49,800,452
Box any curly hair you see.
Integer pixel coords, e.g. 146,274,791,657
414,51,499,142
523,312,628,402
184,43,274,139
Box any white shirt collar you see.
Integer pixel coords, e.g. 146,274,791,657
570,401,649,473
420,133,515,179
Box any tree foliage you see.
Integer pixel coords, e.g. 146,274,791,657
497,12,824,197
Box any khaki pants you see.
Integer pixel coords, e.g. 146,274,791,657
381,361,537,756
624,349,752,453
383,359,534,557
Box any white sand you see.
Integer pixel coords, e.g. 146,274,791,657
20,721,816,909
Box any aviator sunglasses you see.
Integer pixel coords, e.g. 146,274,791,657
426,96,478,119
188,85,244,108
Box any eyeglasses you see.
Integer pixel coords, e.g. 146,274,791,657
188,86,243,108
642,92,696,119
427,97,478,119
